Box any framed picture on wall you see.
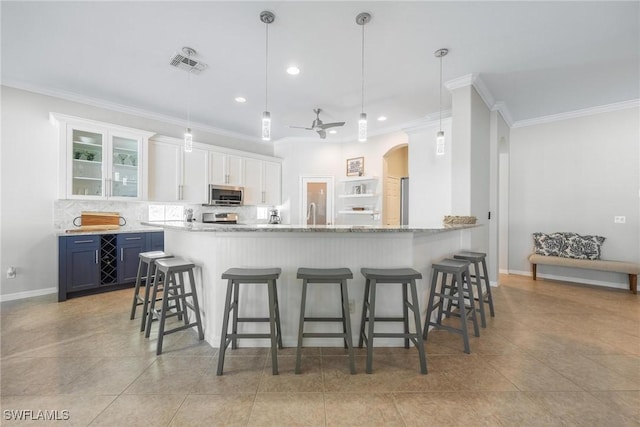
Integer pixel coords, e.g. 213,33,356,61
346,157,364,176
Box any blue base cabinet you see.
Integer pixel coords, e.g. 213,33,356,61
58,231,163,301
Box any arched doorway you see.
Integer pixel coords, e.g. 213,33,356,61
382,144,409,225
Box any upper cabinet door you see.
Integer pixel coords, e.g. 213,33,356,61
208,151,243,186
243,157,262,205
68,125,108,198
182,146,208,203
55,114,153,200
148,139,181,202
109,131,142,200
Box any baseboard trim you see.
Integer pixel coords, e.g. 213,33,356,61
507,270,628,291
0,287,57,302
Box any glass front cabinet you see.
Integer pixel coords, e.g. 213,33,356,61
52,114,154,200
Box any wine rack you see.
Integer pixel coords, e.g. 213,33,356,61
100,234,118,285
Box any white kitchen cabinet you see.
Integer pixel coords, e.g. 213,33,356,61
243,158,281,205
148,137,208,203
52,114,153,200
209,151,243,186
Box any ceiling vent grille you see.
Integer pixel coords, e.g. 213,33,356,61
169,48,207,74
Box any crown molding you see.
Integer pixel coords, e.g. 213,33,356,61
511,99,640,128
444,73,515,126
3,79,262,144
445,73,478,91
491,102,514,127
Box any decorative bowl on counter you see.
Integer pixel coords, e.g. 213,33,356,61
443,215,477,224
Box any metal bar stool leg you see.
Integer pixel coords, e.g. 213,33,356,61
217,279,234,376
187,267,204,340
273,279,283,349
130,258,145,320
455,271,471,354
481,257,495,317
267,278,279,375
423,269,439,340
365,279,377,374
358,278,371,348
340,281,348,349
464,269,480,338
402,282,410,349
409,278,428,374
139,261,155,332
145,269,162,339
340,278,356,375
295,278,309,374
231,281,239,350
156,271,173,355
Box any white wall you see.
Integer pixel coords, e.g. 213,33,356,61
0,86,272,299
406,119,453,226
509,106,640,288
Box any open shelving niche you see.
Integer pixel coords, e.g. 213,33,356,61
337,176,380,218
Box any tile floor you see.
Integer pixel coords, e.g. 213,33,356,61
1,274,638,426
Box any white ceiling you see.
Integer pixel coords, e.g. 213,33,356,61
2,1,638,142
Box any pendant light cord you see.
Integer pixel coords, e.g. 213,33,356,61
265,22,269,112
361,22,365,115
439,54,442,132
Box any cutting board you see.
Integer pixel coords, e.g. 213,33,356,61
65,211,122,232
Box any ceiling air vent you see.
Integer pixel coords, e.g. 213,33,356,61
169,47,207,74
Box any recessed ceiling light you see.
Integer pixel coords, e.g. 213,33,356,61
235,96,247,103
377,115,387,121
286,66,300,75
329,130,337,134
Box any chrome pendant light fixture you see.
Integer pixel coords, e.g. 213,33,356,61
183,47,196,152
260,11,275,141
435,48,448,156
356,12,371,143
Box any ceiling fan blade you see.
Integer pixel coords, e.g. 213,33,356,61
317,129,327,139
317,122,345,130
289,125,313,130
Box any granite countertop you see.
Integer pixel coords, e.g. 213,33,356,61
140,221,479,234
55,225,164,237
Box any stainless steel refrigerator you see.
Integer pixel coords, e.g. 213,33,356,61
400,177,409,226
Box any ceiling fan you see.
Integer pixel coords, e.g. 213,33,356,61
289,108,345,139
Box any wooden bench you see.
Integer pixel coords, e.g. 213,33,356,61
529,254,638,294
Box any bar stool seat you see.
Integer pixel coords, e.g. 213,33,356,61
130,251,173,332
358,267,427,374
453,251,495,327
295,267,355,374
217,267,283,376
423,258,479,354
145,257,204,355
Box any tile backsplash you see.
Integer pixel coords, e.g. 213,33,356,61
53,200,265,231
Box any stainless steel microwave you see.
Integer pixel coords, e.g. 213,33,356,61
208,185,244,206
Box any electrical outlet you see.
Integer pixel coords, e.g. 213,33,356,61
6,267,16,279
348,299,355,314
614,216,626,224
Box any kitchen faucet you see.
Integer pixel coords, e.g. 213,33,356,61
306,202,316,226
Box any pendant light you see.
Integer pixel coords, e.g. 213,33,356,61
260,11,275,141
182,47,196,152
356,12,371,143
434,48,448,156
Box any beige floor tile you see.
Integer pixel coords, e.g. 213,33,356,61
589,391,640,423
192,356,265,394
123,356,212,395
468,391,567,426
258,355,323,392
524,391,638,426
584,354,640,381
169,393,255,426
324,393,404,426
392,392,503,426
485,355,583,391
0,394,116,426
248,392,325,426
88,394,185,426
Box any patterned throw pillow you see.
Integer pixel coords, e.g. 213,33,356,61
560,233,606,260
532,232,565,256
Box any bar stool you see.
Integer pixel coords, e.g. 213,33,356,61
453,251,495,327
217,268,283,376
295,267,356,375
145,257,204,355
423,259,479,354
130,251,173,332
358,268,427,374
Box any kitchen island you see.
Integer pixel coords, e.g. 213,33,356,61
143,221,480,347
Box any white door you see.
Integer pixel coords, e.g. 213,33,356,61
300,176,334,225
383,176,401,225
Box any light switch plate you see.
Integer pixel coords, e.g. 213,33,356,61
614,216,626,224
